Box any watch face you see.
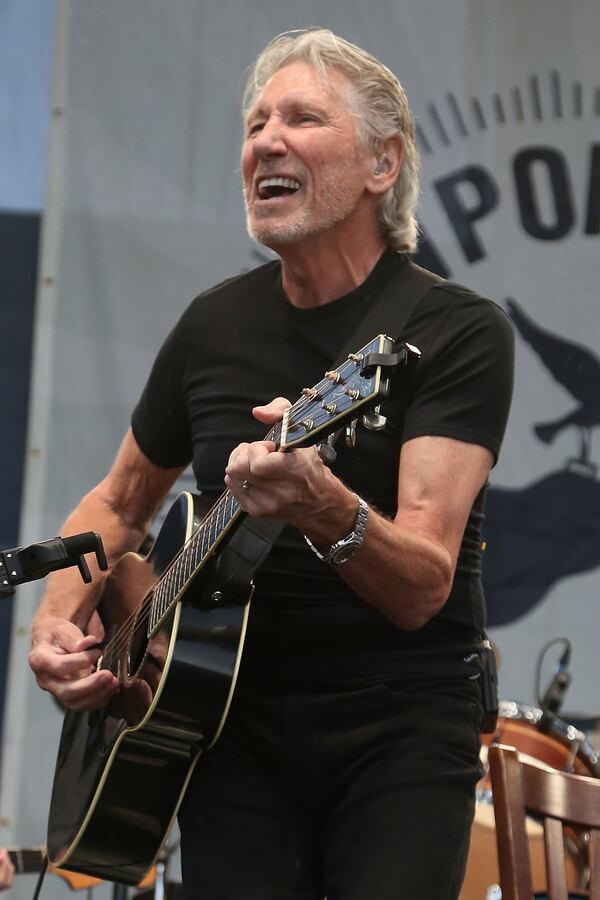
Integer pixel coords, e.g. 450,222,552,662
331,539,360,565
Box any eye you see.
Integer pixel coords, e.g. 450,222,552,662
246,120,264,137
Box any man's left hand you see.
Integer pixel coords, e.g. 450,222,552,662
224,397,346,528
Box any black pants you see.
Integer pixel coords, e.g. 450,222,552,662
179,674,483,900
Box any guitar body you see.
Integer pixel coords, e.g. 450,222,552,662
46,492,250,885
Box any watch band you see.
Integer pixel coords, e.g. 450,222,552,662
304,495,369,566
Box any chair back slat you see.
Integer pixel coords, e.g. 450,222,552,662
490,744,536,899
589,829,600,900
543,816,569,900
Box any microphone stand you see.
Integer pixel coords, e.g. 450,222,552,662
0,531,107,595
152,839,180,900
538,639,572,732
110,839,180,900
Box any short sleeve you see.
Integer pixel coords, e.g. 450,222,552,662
131,311,194,469
401,287,515,463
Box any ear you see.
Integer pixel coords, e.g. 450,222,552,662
365,134,404,197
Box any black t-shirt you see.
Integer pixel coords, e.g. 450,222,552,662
132,251,514,682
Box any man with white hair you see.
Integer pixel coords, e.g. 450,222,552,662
29,29,513,899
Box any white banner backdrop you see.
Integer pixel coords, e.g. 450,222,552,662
1,0,598,895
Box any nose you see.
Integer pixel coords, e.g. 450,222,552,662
252,116,288,160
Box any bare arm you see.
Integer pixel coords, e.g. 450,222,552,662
225,400,492,630
302,434,492,629
29,427,185,709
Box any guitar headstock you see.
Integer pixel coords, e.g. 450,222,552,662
272,334,420,451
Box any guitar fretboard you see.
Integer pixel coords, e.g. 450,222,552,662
148,488,244,634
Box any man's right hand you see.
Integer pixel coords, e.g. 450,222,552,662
29,616,119,711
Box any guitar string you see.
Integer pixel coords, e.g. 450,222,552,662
95,362,368,664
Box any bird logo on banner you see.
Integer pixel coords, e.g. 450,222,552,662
483,301,600,625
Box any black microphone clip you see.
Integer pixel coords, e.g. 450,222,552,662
0,532,108,597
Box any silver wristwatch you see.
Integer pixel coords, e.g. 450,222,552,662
304,495,369,566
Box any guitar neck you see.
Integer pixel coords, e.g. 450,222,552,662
149,487,245,634
149,411,284,631
8,847,45,874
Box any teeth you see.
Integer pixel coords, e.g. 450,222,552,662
258,176,301,194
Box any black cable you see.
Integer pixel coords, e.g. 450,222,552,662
31,857,48,900
534,635,572,709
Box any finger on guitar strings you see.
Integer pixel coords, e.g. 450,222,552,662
37,665,119,712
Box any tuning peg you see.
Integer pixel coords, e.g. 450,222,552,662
345,420,357,447
316,441,337,465
362,406,387,431
302,387,320,399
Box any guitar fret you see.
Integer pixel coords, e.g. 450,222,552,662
207,514,216,546
207,516,218,552
169,566,178,603
172,558,182,595
151,585,161,630
160,580,170,618
169,565,177,598
148,586,157,633
164,569,173,604
150,602,158,633
189,535,201,574
174,557,185,597
216,510,224,539
183,544,194,581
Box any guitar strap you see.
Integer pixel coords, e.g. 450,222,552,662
209,257,445,605
330,255,445,369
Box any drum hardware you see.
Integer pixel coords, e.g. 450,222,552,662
565,737,582,773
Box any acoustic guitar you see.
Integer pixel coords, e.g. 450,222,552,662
46,334,417,884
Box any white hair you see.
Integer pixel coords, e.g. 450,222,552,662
243,28,420,253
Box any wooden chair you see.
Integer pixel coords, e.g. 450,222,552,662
489,742,600,900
